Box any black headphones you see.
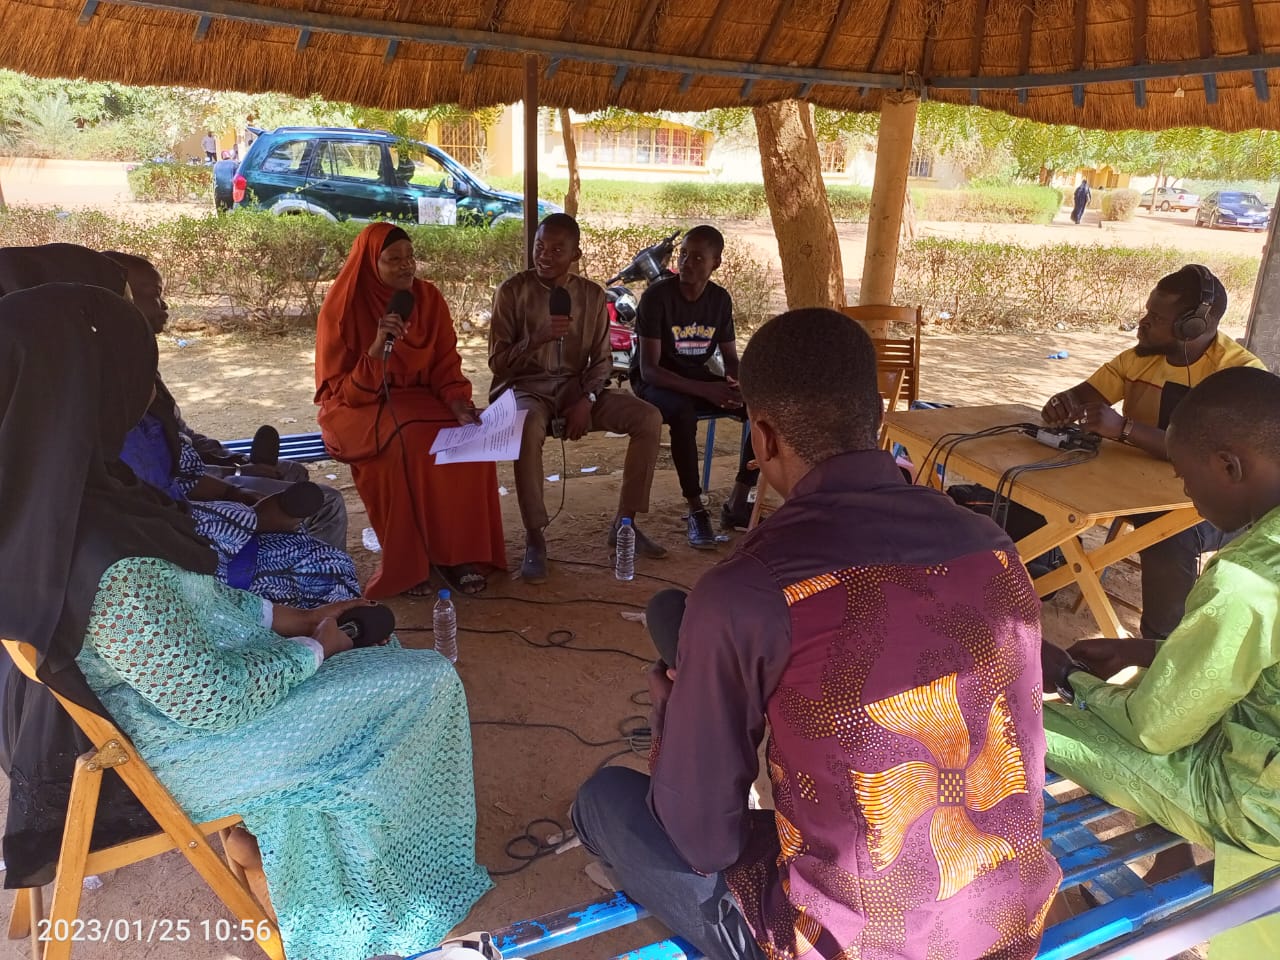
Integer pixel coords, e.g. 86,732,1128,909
1172,264,1217,342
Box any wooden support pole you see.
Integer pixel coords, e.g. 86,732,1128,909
858,93,919,329
523,55,539,270
1244,183,1280,371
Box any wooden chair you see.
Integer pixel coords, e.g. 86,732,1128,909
748,305,923,530
2,639,282,960
842,303,924,411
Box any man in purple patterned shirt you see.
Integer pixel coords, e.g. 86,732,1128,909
572,309,1061,960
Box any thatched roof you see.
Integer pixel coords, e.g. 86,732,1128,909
2,0,1280,131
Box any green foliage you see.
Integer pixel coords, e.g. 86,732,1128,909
580,107,663,132
825,186,873,221
477,177,1057,224
0,69,502,163
0,208,775,333
127,163,214,203
914,186,1063,224
5,91,81,158
1100,188,1141,221
658,182,767,219
1181,179,1280,201
895,238,1258,331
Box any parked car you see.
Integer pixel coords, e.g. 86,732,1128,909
213,126,560,226
1138,186,1199,212
1194,191,1272,231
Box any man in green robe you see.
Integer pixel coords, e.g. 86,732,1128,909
1041,365,1280,953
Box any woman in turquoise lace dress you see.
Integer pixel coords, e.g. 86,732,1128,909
0,285,490,960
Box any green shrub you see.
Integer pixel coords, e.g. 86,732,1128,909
657,182,766,220
127,163,214,203
0,208,777,334
913,186,1063,224
894,238,1258,331
1100,188,1141,222
826,186,873,222
488,176,1060,224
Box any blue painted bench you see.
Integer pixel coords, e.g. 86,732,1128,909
440,775,1280,960
223,431,330,463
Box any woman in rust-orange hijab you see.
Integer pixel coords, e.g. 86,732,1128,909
314,221,474,425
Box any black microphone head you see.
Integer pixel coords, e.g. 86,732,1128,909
645,589,686,667
549,285,571,317
249,425,279,466
387,289,415,320
337,603,396,648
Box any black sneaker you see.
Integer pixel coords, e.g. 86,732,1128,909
687,509,717,550
720,501,752,531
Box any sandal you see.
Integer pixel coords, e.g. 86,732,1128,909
404,581,436,598
437,563,489,595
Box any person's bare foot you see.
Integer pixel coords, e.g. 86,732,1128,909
224,825,262,869
223,826,277,924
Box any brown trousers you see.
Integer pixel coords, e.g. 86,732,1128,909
514,390,661,530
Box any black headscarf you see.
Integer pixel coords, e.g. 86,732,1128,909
0,283,216,886
0,243,127,297
0,243,186,467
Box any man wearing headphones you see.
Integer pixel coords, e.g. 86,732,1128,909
1043,264,1265,637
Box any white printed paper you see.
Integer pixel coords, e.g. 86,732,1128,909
431,389,526,464
417,196,458,226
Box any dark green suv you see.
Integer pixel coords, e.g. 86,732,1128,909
215,126,559,226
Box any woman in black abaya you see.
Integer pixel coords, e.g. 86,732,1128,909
0,283,216,886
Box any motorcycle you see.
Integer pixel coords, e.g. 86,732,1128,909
603,230,680,386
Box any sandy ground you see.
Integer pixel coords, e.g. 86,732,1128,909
0,198,1253,958
3,320,1231,960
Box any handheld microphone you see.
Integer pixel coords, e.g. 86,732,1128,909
549,283,571,363
336,603,396,648
383,289,416,358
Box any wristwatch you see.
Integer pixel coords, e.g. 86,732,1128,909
1055,658,1091,707
1119,417,1135,443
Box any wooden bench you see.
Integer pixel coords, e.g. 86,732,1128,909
468,774,1233,960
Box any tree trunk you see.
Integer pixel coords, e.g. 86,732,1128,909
900,187,917,243
559,108,581,218
753,100,845,310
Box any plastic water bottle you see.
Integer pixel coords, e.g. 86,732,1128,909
433,589,458,663
615,518,636,582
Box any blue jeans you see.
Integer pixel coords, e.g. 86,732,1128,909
1135,516,1236,638
572,766,765,960
633,381,755,501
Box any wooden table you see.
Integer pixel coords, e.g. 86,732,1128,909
883,403,1201,638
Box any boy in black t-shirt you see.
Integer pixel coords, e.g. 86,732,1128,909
630,225,757,548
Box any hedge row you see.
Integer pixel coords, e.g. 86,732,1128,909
2,206,1252,336
895,238,1259,331
127,162,214,203
129,163,1065,225
484,175,1064,225
0,207,775,333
